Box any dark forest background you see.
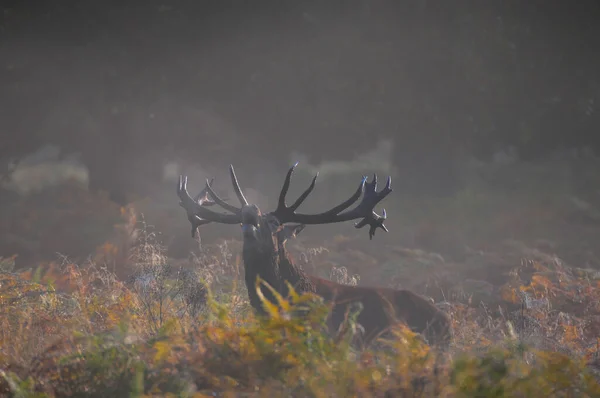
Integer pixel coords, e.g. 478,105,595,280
1,0,599,203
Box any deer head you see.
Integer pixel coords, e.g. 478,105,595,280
177,163,392,312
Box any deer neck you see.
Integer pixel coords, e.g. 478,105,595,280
241,233,282,315
276,241,316,296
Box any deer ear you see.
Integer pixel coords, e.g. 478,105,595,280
290,223,305,237
281,223,305,242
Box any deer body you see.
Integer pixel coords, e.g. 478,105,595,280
273,226,451,347
313,278,451,346
177,164,452,348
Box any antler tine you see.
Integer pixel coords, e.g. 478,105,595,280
204,178,241,214
195,177,214,200
274,171,365,219
276,162,320,214
276,162,298,211
192,177,216,206
229,165,248,206
354,176,392,239
323,176,367,215
270,167,392,240
177,174,242,237
289,172,318,212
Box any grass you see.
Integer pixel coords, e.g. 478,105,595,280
1,163,600,397
1,221,599,397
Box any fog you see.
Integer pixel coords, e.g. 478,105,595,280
1,145,89,195
1,0,600,270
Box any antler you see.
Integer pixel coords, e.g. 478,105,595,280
177,171,243,237
271,163,392,239
178,163,392,240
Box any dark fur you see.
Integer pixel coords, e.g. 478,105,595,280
242,212,452,349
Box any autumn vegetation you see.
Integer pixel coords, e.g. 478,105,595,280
1,158,600,397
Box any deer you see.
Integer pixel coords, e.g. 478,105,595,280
176,163,452,348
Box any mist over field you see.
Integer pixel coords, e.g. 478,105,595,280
0,0,598,272
0,0,598,275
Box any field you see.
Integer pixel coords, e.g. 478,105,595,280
1,155,600,397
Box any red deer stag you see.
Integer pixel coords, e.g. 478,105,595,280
176,164,452,348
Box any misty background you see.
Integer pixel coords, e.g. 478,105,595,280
1,0,600,271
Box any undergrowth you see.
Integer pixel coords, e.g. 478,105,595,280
1,223,599,397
